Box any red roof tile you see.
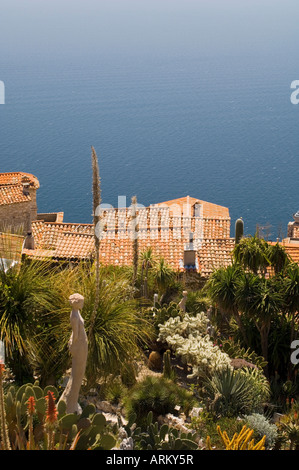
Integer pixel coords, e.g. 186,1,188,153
0,172,39,206
22,196,233,276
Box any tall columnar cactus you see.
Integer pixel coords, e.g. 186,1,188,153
162,350,176,381
235,217,244,244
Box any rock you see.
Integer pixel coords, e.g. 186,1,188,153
120,437,134,450
230,358,257,369
97,400,115,413
190,407,203,418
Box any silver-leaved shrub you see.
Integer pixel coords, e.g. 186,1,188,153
158,313,232,380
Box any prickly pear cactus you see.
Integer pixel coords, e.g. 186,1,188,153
124,411,199,450
4,381,116,450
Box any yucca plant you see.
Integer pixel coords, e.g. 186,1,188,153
70,264,153,385
235,273,284,377
0,259,70,383
153,258,175,303
232,235,271,275
206,264,249,347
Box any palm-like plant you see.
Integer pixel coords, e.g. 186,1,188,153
267,242,290,275
153,258,175,302
281,263,299,342
235,273,284,376
206,264,248,346
139,247,155,299
71,265,153,385
0,259,69,383
233,235,271,275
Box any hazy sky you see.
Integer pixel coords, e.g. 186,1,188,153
1,0,298,60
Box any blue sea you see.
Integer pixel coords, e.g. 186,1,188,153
0,0,298,239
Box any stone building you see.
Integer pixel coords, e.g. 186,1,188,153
0,172,40,235
287,211,299,241
22,194,235,278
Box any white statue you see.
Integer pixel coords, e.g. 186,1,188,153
58,293,88,414
178,290,188,312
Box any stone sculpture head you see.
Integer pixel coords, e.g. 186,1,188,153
69,293,84,311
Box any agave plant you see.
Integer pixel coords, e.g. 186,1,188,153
202,366,259,418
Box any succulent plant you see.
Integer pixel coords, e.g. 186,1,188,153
235,218,244,244
124,410,199,450
3,381,116,450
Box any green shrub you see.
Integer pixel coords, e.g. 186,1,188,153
124,375,197,427
244,413,278,449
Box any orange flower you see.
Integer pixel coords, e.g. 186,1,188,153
0,363,5,373
27,396,35,416
45,391,58,425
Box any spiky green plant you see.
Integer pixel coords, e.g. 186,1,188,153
124,375,197,427
71,264,153,384
0,259,70,383
202,366,260,418
206,264,249,347
153,258,175,301
232,234,271,275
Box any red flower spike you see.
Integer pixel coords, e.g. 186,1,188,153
27,396,35,416
45,391,58,424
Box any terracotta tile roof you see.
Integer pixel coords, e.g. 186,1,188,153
0,184,31,205
22,196,233,276
156,195,230,219
23,221,95,260
0,172,39,206
277,240,299,265
197,238,235,277
0,172,39,189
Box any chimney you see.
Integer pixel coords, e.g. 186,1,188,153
183,231,196,267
